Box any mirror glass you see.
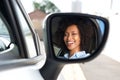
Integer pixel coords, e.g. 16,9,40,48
50,15,105,59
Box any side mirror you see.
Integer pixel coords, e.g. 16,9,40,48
43,13,109,62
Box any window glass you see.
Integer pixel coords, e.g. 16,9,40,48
15,1,37,58
0,18,9,36
0,12,20,60
0,13,11,52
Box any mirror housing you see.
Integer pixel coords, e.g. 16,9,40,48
43,13,109,63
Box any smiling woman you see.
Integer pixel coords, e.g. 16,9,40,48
52,16,98,59
42,12,109,63
63,24,83,58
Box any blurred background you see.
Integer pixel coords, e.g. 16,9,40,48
21,0,120,80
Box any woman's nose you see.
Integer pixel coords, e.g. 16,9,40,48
67,34,72,40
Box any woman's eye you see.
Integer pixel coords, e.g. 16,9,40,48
64,33,68,36
72,33,77,35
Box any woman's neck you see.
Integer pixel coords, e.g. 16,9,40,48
69,48,80,57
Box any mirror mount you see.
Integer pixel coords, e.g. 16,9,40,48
40,58,65,80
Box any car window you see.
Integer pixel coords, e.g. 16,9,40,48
0,12,20,60
0,0,38,59
15,1,38,58
0,13,10,51
0,18,10,38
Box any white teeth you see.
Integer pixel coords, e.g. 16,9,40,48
67,42,73,44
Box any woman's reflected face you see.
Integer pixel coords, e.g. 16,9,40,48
64,24,81,53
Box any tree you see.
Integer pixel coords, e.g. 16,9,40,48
33,0,60,13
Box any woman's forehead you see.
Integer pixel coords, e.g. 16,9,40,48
65,24,79,32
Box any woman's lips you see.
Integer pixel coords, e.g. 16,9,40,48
66,41,74,46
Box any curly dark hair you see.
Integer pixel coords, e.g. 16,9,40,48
53,16,98,55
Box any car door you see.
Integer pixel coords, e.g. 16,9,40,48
0,0,46,80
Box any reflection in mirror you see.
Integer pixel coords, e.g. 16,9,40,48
51,16,105,59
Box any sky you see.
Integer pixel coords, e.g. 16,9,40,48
20,0,72,13
21,0,120,15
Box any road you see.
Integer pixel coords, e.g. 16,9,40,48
58,54,120,80
80,54,120,80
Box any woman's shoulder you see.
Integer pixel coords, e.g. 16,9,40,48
62,51,90,59
70,51,90,59
76,51,90,58
64,53,69,59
